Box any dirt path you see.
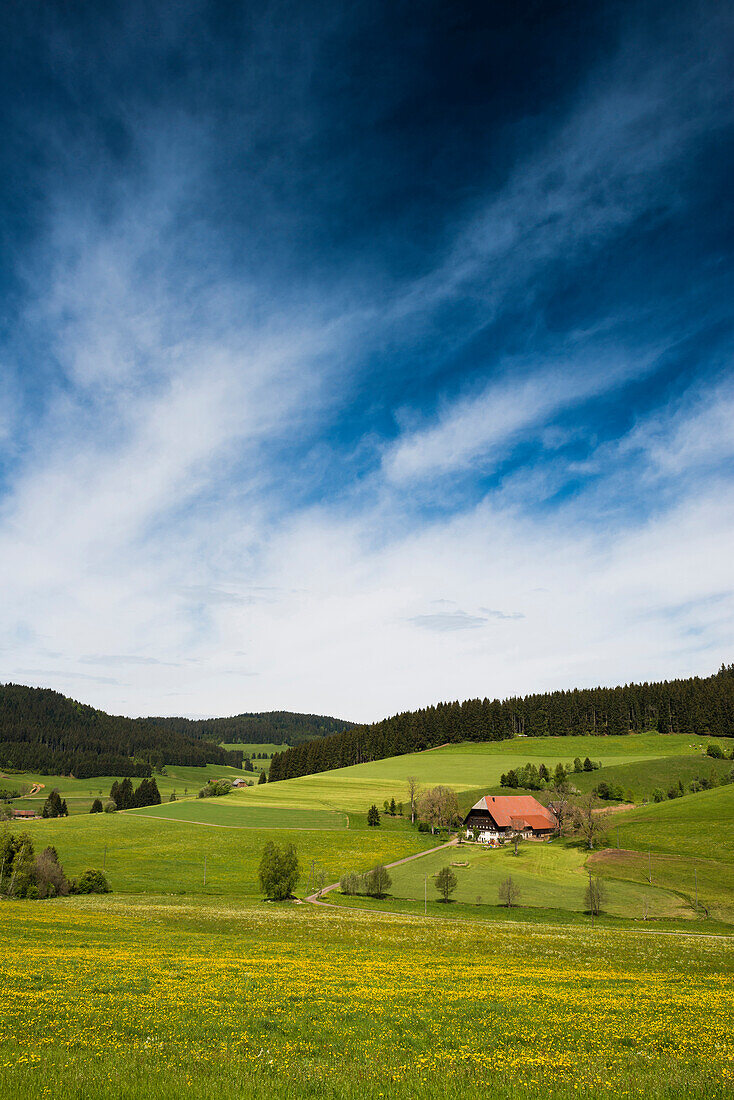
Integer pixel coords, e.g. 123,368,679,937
305,837,457,903
28,783,45,796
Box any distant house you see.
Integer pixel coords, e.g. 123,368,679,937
12,809,38,820
231,778,247,788
463,795,556,843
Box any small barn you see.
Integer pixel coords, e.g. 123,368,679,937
464,795,556,843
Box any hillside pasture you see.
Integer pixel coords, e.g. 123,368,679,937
1,762,247,815
227,733,710,815
126,800,347,830
14,809,428,896
367,840,691,920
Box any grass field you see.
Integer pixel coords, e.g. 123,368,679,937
15,809,428,895
377,839,691,919
1,762,247,814
227,733,713,815
569,754,733,800
127,800,348,830
220,741,283,756
1,895,731,1099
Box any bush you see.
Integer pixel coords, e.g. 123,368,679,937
104,800,117,813
706,743,724,759
364,865,391,898
258,841,300,900
90,798,103,814
652,788,665,803
74,869,111,895
35,847,70,898
417,821,430,833
339,872,361,895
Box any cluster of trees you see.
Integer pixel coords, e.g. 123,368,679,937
0,831,110,898
0,684,243,778
339,865,392,898
109,777,161,810
198,779,233,798
148,711,354,747
382,798,403,816
258,841,300,900
501,757,601,789
269,665,734,782
651,767,734,803
42,790,68,817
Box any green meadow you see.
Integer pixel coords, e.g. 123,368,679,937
7,732,731,928
15,806,429,895
227,732,712,814
2,761,246,814
362,839,691,920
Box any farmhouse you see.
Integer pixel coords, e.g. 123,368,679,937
464,795,556,843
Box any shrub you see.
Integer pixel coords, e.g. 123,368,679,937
258,841,300,900
417,821,430,833
364,865,391,898
339,872,360,895
652,788,665,802
35,847,70,898
90,798,103,814
104,800,117,813
75,869,111,895
706,743,724,759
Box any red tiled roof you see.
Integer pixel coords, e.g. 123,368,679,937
470,795,556,830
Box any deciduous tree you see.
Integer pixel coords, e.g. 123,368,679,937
435,865,458,902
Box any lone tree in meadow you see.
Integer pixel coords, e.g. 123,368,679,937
367,804,380,827
258,841,300,900
574,794,605,850
585,875,607,916
90,798,103,814
498,875,521,908
435,865,458,902
258,770,267,784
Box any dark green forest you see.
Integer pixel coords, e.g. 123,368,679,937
0,685,243,777
268,665,734,782
147,711,354,745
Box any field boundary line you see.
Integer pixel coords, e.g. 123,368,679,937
127,811,345,831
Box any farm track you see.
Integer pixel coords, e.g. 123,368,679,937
305,837,457,902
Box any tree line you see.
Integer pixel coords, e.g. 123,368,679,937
269,664,734,782
147,710,354,746
0,684,243,777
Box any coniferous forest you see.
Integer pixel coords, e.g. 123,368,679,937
0,685,243,777
146,711,354,746
268,665,734,782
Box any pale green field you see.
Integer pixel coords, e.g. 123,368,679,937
220,742,283,755
225,733,710,814
127,800,347,830
382,839,690,919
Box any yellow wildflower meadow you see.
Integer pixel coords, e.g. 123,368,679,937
0,895,731,1099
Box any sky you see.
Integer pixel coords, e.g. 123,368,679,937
0,0,732,722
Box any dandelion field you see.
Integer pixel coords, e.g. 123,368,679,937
1,895,732,1100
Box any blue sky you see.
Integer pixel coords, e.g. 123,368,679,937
0,1,732,720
